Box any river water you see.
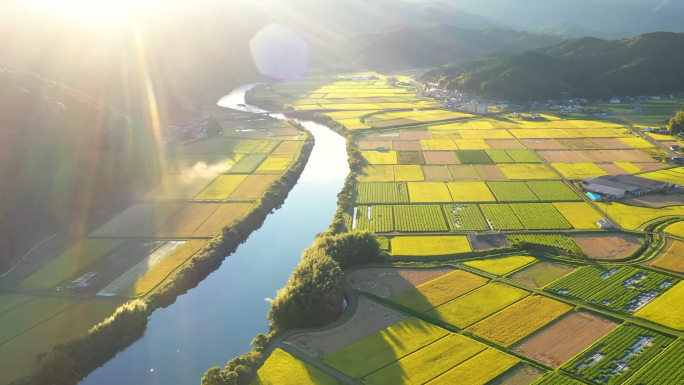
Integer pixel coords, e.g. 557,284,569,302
80,85,348,385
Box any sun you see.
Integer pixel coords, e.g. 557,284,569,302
16,0,155,22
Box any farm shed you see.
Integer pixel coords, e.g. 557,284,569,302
587,192,602,201
582,175,676,198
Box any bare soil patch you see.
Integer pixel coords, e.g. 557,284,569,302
598,163,628,175
448,165,480,181
522,139,563,149
401,130,432,140
467,234,510,251
371,118,418,127
346,267,455,298
358,140,392,150
430,130,462,139
573,234,642,259
486,139,525,149
489,364,543,385
397,151,425,165
632,162,669,171
364,131,400,140
538,151,585,163
285,298,409,358
577,150,654,162
474,165,508,181
392,140,422,151
423,165,451,181
593,138,632,148
513,312,618,367
624,193,684,207
557,138,603,149
423,151,459,164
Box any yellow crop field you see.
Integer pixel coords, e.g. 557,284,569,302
636,281,684,330
420,139,458,150
468,121,494,129
322,317,449,379
21,239,123,291
391,270,488,312
0,294,33,315
338,119,372,130
0,299,126,383
392,235,472,256
426,283,529,328
408,182,453,202
358,165,395,182
650,240,684,273
446,182,496,202
427,348,519,385
665,222,684,238
271,141,301,155
458,130,513,139
498,164,559,180
454,139,490,150
0,297,80,345
595,202,684,230
464,256,536,276
90,202,186,237
639,167,684,185
552,163,608,179
614,162,643,174
154,203,220,237
193,203,253,237
512,128,629,139
251,349,339,385
362,151,398,165
228,174,279,200
144,173,218,200
429,122,472,130
195,175,248,200
394,165,424,181
618,137,654,148
467,296,572,347
256,156,293,172
553,202,605,229
119,240,208,296
363,334,486,385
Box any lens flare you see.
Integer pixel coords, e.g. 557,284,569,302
249,23,310,81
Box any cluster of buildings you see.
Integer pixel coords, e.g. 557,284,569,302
582,174,680,201
167,119,211,140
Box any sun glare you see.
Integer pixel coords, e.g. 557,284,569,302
16,0,156,22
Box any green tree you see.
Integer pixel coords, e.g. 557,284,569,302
668,108,684,134
312,231,385,270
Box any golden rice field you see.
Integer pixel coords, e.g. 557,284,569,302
649,240,684,273
596,202,684,230
407,182,453,203
251,348,339,385
391,270,488,312
391,235,472,256
467,296,573,347
256,156,294,172
636,281,684,330
362,151,399,165
498,164,560,180
446,182,496,202
464,256,536,276
394,165,425,181
552,163,609,179
426,348,519,385
195,175,248,200
553,202,606,229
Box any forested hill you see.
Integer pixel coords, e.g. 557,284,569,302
0,68,159,269
346,24,565,68
422,32,684,100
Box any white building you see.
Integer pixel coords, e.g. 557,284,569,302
467,103,490,115
610,95,621,104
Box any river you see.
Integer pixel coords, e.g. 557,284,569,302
80,85,349,385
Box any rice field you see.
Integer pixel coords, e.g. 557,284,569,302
649,240,684,273
251,348,339,385
446,182,496,202
362,151,398,165
552,163,609,179
354,205,394,232
487,182,539,202
508,262,577,288
256,156,293,172
595,202,684,230
228,174,279,200
526,181,581,201
426,348,520,385
455,150,494,165
553,202,605,229
498,164,560,180
356,183,410,204
229,154,268,173
464,256,536,276
192,203,253,237
442,204,488,231
90,202,186,237
636,281,684,330
394,165,425,181
195,175,248,200
407,182,453,203
391,235,472,256
390,270,488,312
394,205,449,232
154,203,221,237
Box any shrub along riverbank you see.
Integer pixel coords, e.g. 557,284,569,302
11,121,315,385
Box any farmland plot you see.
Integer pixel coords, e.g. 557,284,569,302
635,281,684,330
391,270,488,312
553,202,605,229
407,182,453,203
546,266,636,302
507,234,582,253
354,205,394,232
427,348,519,385
562,325,674,385
531,373,585,385
228,154,267,173
509,262,577,288
455,150,494,165
193,203,253,237
506,150,542,163
394,205,449,231
442,204,488,231
487,182,539,202
480,204,524,230
394,165,424,181
251,349,339,385
446,182,496,202
356,183,409,204
624,339,684,385
509,203,572,230
498,164,560,180
526,181,581,201
391,235,472,256
587,269,677,313
228,174,279,200
485,150,514,163
396,151,424,165
464,256,536,276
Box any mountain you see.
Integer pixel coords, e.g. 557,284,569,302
535,22,631,40
346,24,565,68
0,67,159,269
422,32,684,100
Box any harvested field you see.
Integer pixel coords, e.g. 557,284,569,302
647,240,684,273
144,173,218,200
522,139,563,149
423,151,459,164
573,234,642,259
598,163,629,175
358,140,392,150
90,202,186,237
579,149,655,162
537,151,585,163
392,140,422,151
192,203,253,237
513,312,619,367
632,162,669,171
625,193,684,208
474,165,508,181
364,131,400,140
489,365,543,385
423,165,451,181
346,268,455,298
286,297,409,358
486,140,525,149
468,296,573,347
394,151,425,165
426,283,529,328
467,234,510,251
557,138,603,149
228,174,279,200
592,138,632,148
508,262,577,287
401,130,432,140
196,175,248,200
391,270,488,312
371,118,418,127
154,203,220,237
447,165,480,181
421,139,458,150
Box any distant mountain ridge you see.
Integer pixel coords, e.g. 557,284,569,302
422,32,684,100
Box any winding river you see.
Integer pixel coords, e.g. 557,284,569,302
80,85,349,385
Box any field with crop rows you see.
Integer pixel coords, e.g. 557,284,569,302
588,269,677,313
507,234,582,253
546,266,637,301
229,154,267,173
562,325,674,385
442,204,488,231
354,205,394,232
526,181,581,201
464,256,536,276
487,182,539,202
322,317,449,379
394,205,449,231
485,150,514,163
480,204,524,230
532,372,586,385
391,270,488,312
509,203,572,230
426,283,529,329
507,149,542,163
509,262,577,288
455,150,494,164
356,183,409,204
624,339,684,385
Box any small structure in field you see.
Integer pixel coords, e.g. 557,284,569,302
582,174,678,199
587,192,602,201
597,219,613,229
